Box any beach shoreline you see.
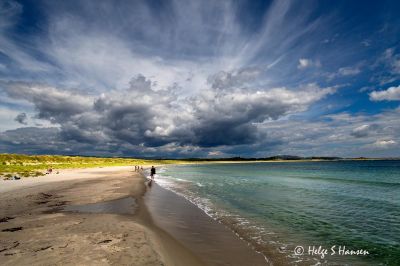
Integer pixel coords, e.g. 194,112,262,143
0,166,203,265
0,165,268,266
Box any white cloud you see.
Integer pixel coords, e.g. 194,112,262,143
325,63,363,81
369,85,400,101
208,67,262,90
297,58,321,69
338,66,361,76
256,108,400,157
372,139,396,149
351,125,370,138
372,48,400,85
350,124,380,138
298,58,311,69
382,48,400,75
208,151,223,156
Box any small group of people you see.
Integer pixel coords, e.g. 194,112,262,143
134,165,156,186
46,168,60,175
134,165,156,180
134,165,143,172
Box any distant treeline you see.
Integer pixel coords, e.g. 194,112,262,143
168,155,344,161
173,156,399,161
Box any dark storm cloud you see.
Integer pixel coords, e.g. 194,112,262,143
14,112,27,124
186,83,335,147
1,75,335,155
3,106,399,158
192,121,257,147
2,81,92,123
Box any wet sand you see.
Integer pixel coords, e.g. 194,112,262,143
0,166,267,265
144,181,267,265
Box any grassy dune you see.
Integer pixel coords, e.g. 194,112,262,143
0,154,179,179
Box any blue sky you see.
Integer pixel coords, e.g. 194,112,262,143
0,0,400,158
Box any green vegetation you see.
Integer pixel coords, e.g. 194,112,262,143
0,153,180,179
1,153,391,180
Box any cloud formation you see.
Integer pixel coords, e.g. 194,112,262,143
1,94,399,158
14,112,27,125
297,58,321,70
350,124,379,138
370,85,400,101
372,139,397,149
1,0,400,157
1,75,335,155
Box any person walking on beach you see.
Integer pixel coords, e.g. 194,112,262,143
150,166,156,180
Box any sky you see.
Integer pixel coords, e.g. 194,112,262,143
0,0,400,158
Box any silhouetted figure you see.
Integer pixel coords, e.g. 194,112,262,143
150,166,156,180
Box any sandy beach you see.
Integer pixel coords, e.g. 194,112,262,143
0,166,266,266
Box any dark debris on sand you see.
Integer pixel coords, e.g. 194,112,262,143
98,239,113,244
2,227,23,232
34,246,52,252
0,217,15,223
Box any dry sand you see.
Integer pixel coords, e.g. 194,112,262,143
0,166,203,266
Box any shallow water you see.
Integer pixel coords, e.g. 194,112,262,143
155,161,400,265
64,197,137,215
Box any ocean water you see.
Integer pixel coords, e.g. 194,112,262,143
154,161,400,265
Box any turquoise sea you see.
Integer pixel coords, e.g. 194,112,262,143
156,161,400,265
